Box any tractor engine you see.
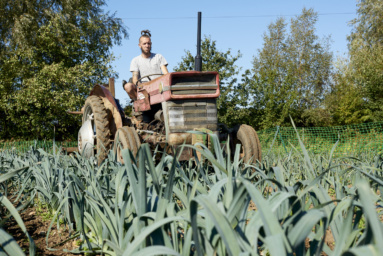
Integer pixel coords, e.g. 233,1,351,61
131,71,220,160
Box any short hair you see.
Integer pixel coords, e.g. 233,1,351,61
139,30,151,43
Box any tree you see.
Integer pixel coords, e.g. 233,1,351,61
347,0,383,121
0,0,127,140
322,57,372,125
247,8,333,129
174,36,247,127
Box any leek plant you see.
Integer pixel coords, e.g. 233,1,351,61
0,133,382,256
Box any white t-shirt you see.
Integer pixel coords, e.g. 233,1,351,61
130,53,168,82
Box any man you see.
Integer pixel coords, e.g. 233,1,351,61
124,30,169,100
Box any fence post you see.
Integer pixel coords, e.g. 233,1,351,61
278,126,288,154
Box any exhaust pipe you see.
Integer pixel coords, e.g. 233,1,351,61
195,12,202,71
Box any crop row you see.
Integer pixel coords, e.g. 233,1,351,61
1,133,383,256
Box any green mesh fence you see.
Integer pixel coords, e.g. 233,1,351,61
257,122,383,156
2,122,383,155
0,140,78,154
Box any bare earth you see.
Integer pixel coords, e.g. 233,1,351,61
4,206,80,256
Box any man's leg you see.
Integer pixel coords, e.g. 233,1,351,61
123,78,137,100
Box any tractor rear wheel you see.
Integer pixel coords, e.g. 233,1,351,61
80,95,112,164
233,124,262,164
114,127,141,163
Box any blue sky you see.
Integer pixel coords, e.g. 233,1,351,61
103,0,358,106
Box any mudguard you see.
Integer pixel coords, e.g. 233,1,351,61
90,84,126,130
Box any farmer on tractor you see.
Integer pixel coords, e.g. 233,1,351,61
123,30,169,100
76,14,262,165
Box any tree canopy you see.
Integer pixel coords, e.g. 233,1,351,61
347,0,383,121
246,8,333,129
0,0,127,140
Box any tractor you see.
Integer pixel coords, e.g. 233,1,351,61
75,13,262,165
76,72,261,165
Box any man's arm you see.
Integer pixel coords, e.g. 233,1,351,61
161,65,169,75
132,71,139,85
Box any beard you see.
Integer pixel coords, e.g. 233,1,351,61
141,47,151,55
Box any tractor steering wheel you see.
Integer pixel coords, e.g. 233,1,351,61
136,74,163,86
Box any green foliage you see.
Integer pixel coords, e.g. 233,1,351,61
346,0,383,121
174,36,247,127
1,134,383,255
308,0,383,127
0,0,127,140
0,140,77,154
324,57,373,125
123,104,133,117
246,8,333,129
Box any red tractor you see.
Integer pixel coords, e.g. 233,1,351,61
77,71,261,165
76,13,261,165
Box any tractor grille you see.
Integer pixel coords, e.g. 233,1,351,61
171,88,217,95
165,99,218,133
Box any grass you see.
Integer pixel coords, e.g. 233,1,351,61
0,140,77,154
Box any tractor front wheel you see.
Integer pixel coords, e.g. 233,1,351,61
114,127,141,163
233,124,262,164
79,95,112,165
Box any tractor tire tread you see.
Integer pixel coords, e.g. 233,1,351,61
84,95,112,164
114,126,141,163
236,124,262,164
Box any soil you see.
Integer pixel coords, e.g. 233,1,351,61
3,206,81,256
